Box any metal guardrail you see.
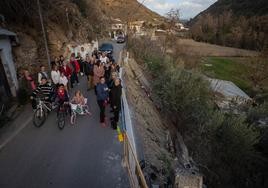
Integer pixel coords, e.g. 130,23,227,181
119,58,148,188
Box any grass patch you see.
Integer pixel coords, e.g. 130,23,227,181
201,57,268,97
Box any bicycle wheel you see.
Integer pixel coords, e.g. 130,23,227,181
70,112,76,125
57,111,65,130
33,108,46,127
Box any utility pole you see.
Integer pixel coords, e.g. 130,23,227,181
37,0,51,74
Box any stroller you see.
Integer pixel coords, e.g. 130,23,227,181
70,98,91,124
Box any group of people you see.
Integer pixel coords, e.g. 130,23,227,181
21,46,122,128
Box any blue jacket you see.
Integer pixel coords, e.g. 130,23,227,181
96,83,109,101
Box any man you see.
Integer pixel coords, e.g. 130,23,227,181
31,77,54,104
84,55,95,91
110,78,122,129
69,55,80,88
80,47,87,61
38,65,49,85
96,77,109,127
92,47,99,59
100,52,108,64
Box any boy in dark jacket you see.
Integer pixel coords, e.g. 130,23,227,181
96,77,109,126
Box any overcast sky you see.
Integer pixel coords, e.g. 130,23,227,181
138,0,217,19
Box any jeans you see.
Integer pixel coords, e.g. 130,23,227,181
97,100,105,123
70,73,79,88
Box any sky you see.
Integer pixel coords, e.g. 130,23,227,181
138,0,218,19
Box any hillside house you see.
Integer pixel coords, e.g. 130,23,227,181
0,28,18,104
129,21,145,35
110,18,126,38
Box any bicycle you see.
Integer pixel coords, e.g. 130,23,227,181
70,98,91,124
57,102,69,130
33,97,52,127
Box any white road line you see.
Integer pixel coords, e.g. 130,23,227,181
0,117,32,151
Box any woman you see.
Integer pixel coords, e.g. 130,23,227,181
60,60,72,90
93,60,105,94
69,55,80,88
110,78,122,129
96,77,109,126
21,70,37,109
51,65,60,86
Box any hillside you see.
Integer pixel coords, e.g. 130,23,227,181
0,0,162,76
196,0,268,18
189,0,268,50
98,0,163,22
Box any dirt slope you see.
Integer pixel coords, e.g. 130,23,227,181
98,0,163,22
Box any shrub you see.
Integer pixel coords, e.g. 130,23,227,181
129,36,266,188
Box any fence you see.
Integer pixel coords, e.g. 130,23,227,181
119,52,148,188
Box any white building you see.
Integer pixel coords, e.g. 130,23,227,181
0,28,18,102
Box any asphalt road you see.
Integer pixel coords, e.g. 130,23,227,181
0,41,129,188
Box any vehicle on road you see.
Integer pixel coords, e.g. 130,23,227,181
33,97,52,127
116,35,125,43
99,43,113,54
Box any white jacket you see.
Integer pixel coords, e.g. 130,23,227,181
51,70,60,84
59,75,68,86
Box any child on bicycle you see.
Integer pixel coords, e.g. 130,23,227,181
55,84,70,116
71,90,91,115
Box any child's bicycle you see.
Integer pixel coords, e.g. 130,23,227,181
70,98,91,124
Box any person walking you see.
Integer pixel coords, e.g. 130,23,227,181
84,55,95,91
93,60,105,94
110,78,122,129
96,77,109,127
69,55,80,88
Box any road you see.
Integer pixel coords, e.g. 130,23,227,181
0,41,129,188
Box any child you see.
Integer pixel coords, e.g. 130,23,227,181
71,90,91,115
59,72,68,91
55,84,70,116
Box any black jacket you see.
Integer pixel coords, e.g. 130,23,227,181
84,61,94,76
110,85,122,110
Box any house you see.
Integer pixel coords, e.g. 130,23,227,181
175,23,189,31
0,28,19,103
110,18,126,38
129,21,145,35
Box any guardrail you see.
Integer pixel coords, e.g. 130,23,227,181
119,55,148,188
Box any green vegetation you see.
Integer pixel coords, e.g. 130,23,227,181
201,57,268,98
129,37,268,188
202,57,251,93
